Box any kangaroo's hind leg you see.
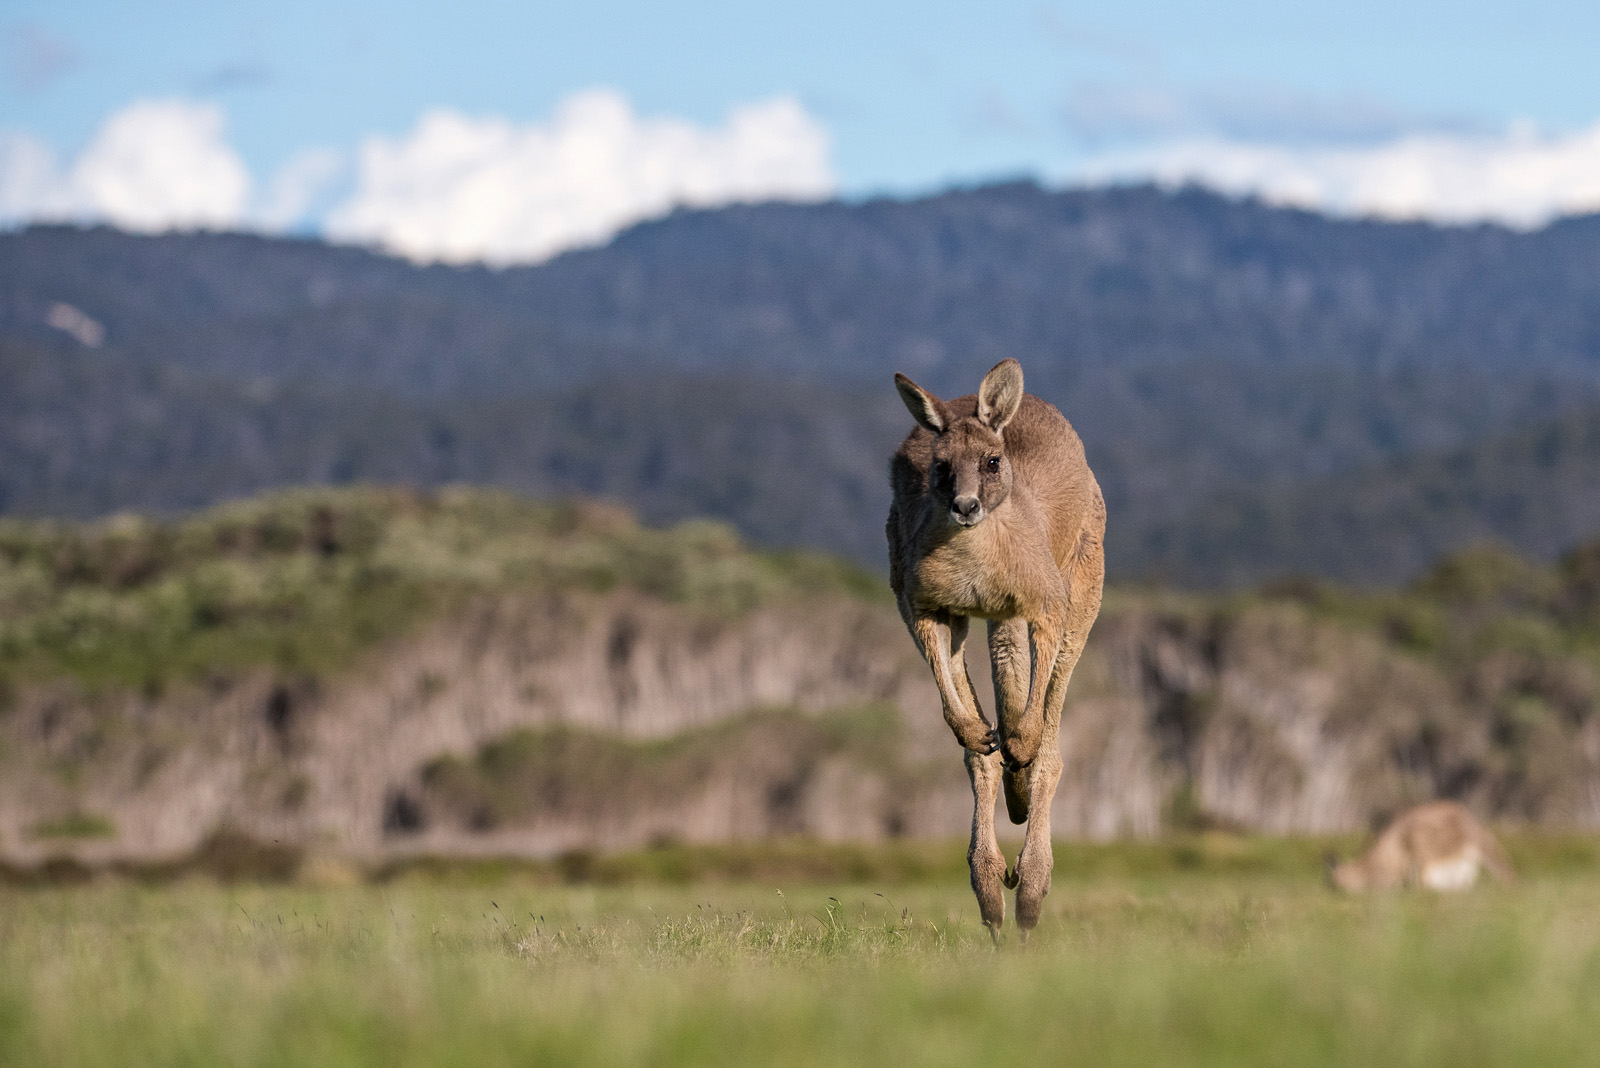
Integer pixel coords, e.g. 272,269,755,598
946,616,1007,940
1012,651,1083,936
988,618,1033,824
1014,630,1098,934
1011,699,1064,937
1013,551,1103,936
965,746,1007,942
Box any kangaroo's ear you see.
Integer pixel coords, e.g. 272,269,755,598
895,373,949,433
977,358,1024,433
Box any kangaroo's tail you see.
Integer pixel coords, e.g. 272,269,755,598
1003,766,1030,825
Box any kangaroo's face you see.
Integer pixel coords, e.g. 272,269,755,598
930,419,1011,527
895,358,1026,530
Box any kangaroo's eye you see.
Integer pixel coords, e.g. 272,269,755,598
986,456,1001,472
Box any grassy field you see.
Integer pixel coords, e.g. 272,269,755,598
4,843,1600,1067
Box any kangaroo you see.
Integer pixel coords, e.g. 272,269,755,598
886,358,1105,940
1329,801,1516,892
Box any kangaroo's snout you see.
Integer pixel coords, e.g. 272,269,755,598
952,494,984,524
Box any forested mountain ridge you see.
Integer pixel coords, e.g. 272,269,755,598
16,182,1600,390
7,181,1600,585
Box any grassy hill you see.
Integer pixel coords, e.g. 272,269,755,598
0,484,876,696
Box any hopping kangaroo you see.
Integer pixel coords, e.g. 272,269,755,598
1329,801,1516,892
886,358,1105,939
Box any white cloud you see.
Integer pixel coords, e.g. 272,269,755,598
69,99,251,231
1075,121,1600,228
323,89,834,264
0,98,251,231
0,91,831,259
20,90,1600,256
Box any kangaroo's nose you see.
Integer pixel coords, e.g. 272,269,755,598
953,495,981,518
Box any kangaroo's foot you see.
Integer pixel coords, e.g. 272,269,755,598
969,843,1007,938
1014,763,1061,932
1013,838,1053,932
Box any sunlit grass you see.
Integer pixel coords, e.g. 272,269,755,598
4,865,1600,1067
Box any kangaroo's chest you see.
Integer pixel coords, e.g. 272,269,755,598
911,530,1027,620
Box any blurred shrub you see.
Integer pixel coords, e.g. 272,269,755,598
417,704,904,834
27,812,115,840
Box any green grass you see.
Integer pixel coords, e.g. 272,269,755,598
372,833,1373,887
4,863,1600,1067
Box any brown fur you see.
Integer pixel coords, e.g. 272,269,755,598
1329,801,1516,892
887,359,1106,939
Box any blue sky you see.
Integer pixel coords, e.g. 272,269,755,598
5,1,1600,261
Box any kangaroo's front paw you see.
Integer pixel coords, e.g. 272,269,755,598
955,722,1000,755
1000,735,1038,772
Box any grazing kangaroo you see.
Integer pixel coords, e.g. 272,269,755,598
886,359,1105,940
1329,801,1516,892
